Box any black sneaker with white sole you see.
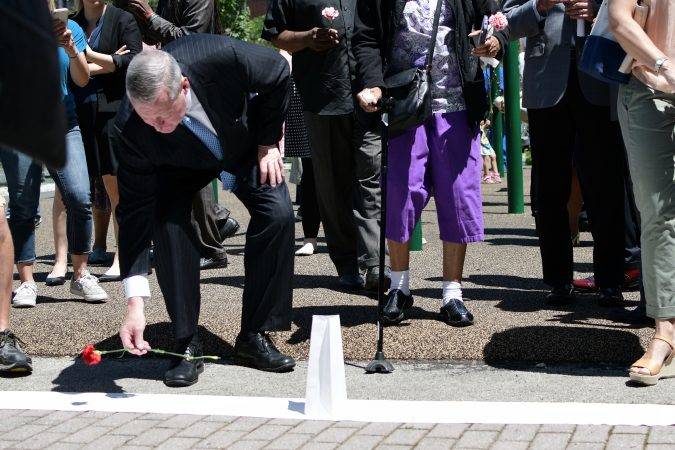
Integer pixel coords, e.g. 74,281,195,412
0,330,32,373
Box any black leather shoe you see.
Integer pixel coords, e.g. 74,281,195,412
364,266,391,293
0,330,32,373
164,340,204,388
98,274,121,283
545,284,575,305
200,256,228,270
598,287,626,307
234,332,296,372
381,289,414,324
45,275,67,287
440,299,474,327
339,273,365,291
218,217,241,241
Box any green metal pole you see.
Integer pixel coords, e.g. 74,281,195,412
409,221,423,251
490,67,505,177
211,179,218,203
503,41,524,214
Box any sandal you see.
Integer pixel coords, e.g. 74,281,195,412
629,334,675,386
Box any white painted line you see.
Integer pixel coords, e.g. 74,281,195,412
0,391,673,425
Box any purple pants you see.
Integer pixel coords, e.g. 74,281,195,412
386,111,484,244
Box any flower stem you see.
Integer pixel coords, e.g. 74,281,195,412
97,347,218,361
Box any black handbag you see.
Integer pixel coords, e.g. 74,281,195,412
384,0,443,137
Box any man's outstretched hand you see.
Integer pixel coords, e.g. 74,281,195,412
120,297,151,355
258,145,285,187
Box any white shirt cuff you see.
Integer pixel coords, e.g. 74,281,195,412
532,0,545,22
123,275,151,301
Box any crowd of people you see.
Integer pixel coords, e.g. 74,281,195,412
0,0,672,388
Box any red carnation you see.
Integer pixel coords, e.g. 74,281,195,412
82,344,102,366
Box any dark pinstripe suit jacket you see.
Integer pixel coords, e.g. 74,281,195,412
113,34,291,279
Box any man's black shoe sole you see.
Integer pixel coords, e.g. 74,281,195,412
200,260,229,270
234,354,296,373
0,362,33,373
163,364,204,388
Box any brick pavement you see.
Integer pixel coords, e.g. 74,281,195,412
0,410,672,449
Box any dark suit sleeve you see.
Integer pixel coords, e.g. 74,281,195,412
113,117,156,279
353,0,385,90
503,0,544,40
145,0,213,45
112,12,143,72
232,40,290,147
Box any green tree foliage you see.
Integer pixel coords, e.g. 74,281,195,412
218,0,265,44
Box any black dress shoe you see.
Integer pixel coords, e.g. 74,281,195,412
98,274,121,283
218,217,241,241
200,256,228,270
545,284,575,305
364,266,391,292
234,332,296,372
381,289,414,324
45,275,67,287
598,287,626,307
440,299,474,327
164,340,204,388
339,273,365,291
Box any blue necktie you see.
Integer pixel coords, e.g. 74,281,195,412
181,116,237,191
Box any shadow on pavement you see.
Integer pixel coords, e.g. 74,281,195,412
483,325,643,368
51,324,236,393
287,305,439,345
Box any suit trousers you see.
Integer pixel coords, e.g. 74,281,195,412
528,65,625,289
153,164,295,342
191,183,230,260
303,112,385,275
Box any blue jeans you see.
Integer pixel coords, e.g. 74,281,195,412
0,126,92,263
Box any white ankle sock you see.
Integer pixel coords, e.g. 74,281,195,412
390,270,410,295
442,281,462,306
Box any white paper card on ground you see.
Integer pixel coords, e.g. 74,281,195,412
304,315,347,418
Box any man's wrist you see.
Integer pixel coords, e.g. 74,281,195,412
127,296,145,309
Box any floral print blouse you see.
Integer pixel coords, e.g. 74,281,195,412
388,0,466,114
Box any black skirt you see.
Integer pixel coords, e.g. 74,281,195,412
283,78,312,158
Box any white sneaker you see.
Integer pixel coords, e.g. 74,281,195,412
295,242,316,256
12,282,38,308
70,272,108,302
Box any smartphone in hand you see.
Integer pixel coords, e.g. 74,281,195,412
51,8,69,24
478,15,489,46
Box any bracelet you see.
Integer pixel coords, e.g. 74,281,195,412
68,51,79,59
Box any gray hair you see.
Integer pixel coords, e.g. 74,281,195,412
126,50,182,103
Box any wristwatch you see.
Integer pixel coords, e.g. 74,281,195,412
654,57,668,75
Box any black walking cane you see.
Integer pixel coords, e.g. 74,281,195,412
365,97,395,374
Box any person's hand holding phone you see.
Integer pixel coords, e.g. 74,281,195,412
304,27,339,52
469,30,501,58
53,19,78,58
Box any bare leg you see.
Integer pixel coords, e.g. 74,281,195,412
443,242,467,282
102,175,120,277
92,207,111,251
49,190,68,278
489,155,499,174
389,239,409,272
0,210,13,331
482,156,490,179
630,319,675,375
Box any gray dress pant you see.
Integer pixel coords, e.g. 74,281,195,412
304,111,385,275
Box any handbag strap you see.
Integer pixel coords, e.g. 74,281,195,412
425,0,444,70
